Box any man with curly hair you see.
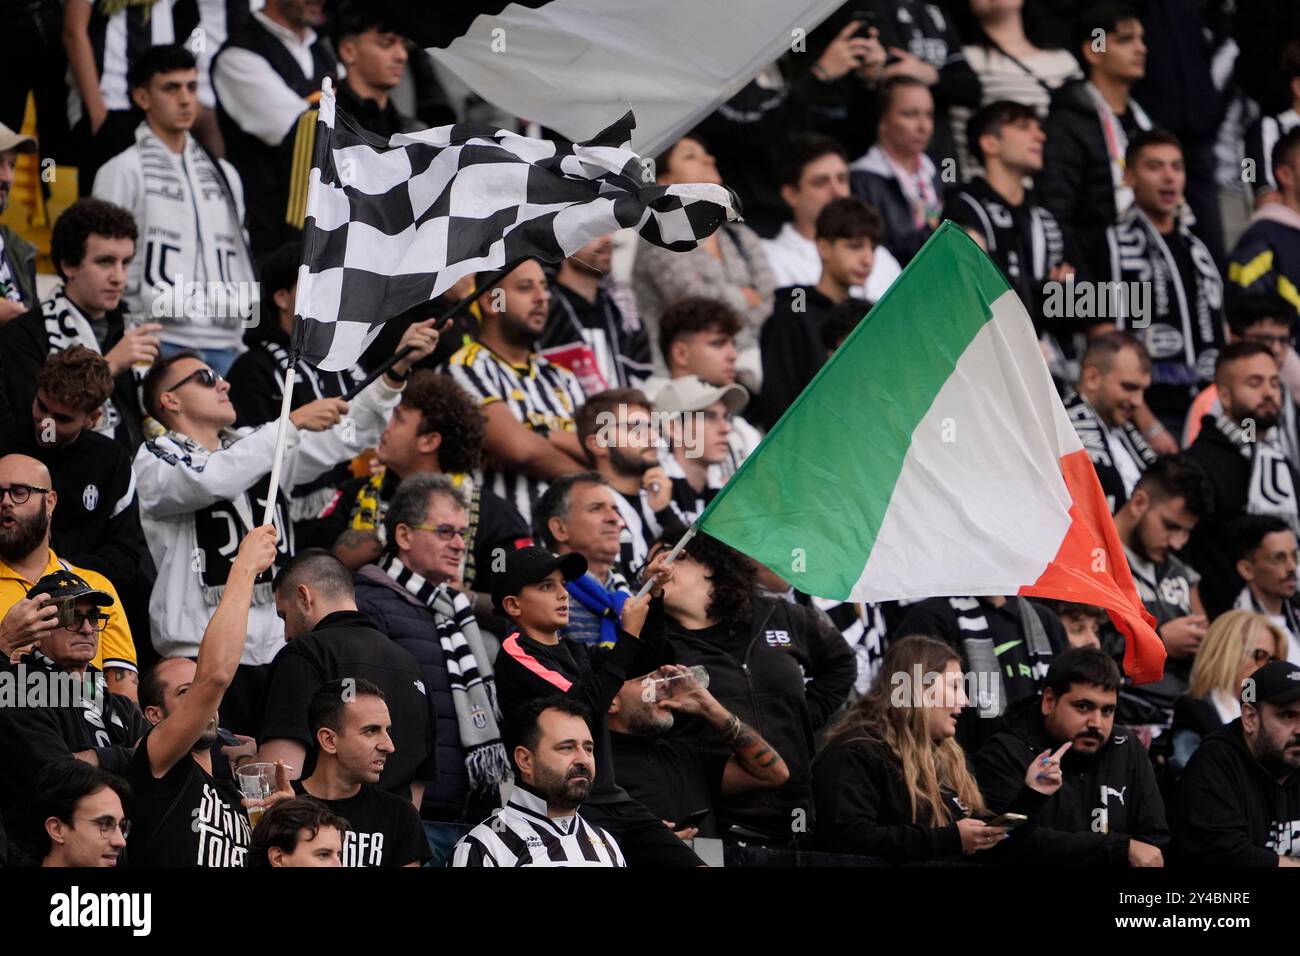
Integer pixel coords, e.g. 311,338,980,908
306,370,531,587
0,197,160,452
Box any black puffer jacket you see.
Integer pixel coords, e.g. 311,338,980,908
354,566,496,824
1038,79,1149,276
975,695,1169,866
666,596,856,830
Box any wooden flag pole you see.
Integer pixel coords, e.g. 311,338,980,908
633,523,697,599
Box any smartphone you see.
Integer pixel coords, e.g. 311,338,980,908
850,9,877,38
679,808,711,830
986,812,1028,830
216,727,242,748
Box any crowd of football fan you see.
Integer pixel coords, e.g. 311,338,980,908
0,0,1297,868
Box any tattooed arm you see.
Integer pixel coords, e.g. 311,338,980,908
653,665,790,794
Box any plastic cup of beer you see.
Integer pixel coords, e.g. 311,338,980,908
236,762,278,826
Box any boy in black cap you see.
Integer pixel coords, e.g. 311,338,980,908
0,568,146,848
1174,660,1300,866
491,545,703,865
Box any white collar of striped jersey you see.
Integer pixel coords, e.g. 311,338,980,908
509,780,578,833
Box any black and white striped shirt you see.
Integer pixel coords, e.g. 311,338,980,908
445,341,585,527
68,0,178,125
450,785,626,867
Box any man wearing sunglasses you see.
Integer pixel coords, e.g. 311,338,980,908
0,568,147,854
0,453,138,701
135,319,439,737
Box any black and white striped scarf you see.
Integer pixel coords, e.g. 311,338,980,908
1063,390,1157,511
1215,413,1300,533
41,285,126,439
379,554,509,794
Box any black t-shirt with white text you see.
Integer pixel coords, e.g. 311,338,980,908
292,779,431,867
126,728,251,867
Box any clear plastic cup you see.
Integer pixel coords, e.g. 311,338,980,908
640,665,709,703
235,762,278,826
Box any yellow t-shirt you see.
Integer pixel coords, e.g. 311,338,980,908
0,550,137,673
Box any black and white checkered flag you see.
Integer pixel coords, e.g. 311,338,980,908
292,79,738,371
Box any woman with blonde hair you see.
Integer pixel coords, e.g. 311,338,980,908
1168,610,1286,774
812,634,1062,862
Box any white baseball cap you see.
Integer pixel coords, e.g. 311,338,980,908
654,375,748,415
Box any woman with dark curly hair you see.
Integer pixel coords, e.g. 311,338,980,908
645,531,856,845
299,370,531,586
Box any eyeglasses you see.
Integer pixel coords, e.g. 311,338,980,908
0,483,48,505
1251,648,1277,665
65,610,110,633
409,524,468,542
162,367,223,393
76,815,131,838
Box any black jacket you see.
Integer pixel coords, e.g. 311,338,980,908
0,303,144,452
756,285,835,430
850,169,934,267
259,609,437,794
1039,79,1148,277
353,568,489,823
10,425,151,597
1183,416,1300,618
812,736,967,863
975,696,1170,866
1173,718,1300,866
0,654,147,838
666,596,856,828
493,600,667,804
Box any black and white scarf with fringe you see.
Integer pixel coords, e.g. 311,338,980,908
379,554,510,793
1215,413,1300,533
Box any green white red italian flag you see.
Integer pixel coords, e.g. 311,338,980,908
696,222,1165,683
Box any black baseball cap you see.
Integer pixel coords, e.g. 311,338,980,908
490,546,587,616
27,568,114,606
1244,660,1300,707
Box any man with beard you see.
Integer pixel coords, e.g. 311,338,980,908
1110,455,1214,738
0,568,145,849
1064,333,1157,511
0,454,137,699
608,665,789,840
575,389,683,577
542,234,652,392
975,647,1169,866
1187,342,1300,618
452,696,626,866
291,680,429,867
444,259,587,527
127,525,280,867
1175,660,1300,865
1233,515,1300,664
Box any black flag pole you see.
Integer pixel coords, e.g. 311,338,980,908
340,258,524,401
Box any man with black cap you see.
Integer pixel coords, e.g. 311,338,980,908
653,376,749,523
1174,660,1300,866
492,544,704,865
0,567,146,847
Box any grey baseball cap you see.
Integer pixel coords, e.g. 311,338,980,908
653,375,748,415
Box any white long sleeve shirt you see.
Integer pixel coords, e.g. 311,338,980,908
134,377,401,664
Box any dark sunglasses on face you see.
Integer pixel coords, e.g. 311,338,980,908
1252,648,1277,665
163,367,223,393
0,483,48,505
